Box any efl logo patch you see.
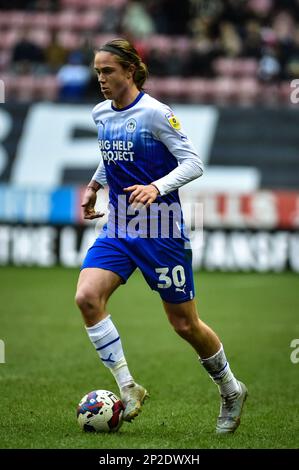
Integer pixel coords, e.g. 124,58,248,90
165,112,181,130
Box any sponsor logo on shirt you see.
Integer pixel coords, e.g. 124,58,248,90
99,139,135,165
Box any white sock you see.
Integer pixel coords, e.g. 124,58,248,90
199,344,241,397
86,315,134,390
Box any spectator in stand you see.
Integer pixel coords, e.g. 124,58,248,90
272,10,297,75
258,42,281,82
4,0,299,104
11,29,46,75
242,20,263,58
33,0,58,11
187,44,219,78
0,0,58,10
163,47,187,77
146,48,166,76
57,51,91,101
45,32,68,73
284,28,299,78
246,0,274,21
219,22,242,57
148,0,192,35
79,34,96,67
122,0,156,39
100,5,124,34
0,0,32,9
189,14,222,77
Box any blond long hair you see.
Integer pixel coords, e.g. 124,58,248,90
96,39,148,90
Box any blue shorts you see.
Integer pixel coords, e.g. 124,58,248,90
81,227,195,304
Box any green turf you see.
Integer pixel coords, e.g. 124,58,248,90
0,267,298,449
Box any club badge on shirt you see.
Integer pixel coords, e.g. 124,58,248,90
126,118,137,133
165,111,181,130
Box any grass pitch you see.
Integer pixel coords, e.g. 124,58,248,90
0,267,298,449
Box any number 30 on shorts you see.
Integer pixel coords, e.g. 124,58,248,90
155,265,186,289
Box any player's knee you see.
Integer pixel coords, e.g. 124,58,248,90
170,315,195,337
75,289,103,315
75,289,91,311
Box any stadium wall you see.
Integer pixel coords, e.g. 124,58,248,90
0,103,298,272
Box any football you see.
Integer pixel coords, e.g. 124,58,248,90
77,390,124,432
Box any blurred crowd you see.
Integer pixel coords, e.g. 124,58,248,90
1,0,299,102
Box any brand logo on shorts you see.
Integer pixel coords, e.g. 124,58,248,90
126,119,137,133
175,285,186,294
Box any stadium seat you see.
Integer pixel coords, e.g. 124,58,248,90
0,4,291,106
86,0,116,7
279,81,293,104
28,12,52,29
109,0,128,6
185,79,216,103
35,76,59,100
235,58,258,77
213,57,258,78
0,11,13,28
7,11,27,28
237,78,260,105
54,10,80,30
161,77,188,100
14,75,36,101
57,31,81,50
145,78,164,98
212,77,239,104
60,0,85,8
175,36,193,54
0,30,19,50
0,51,11,72
259,82,281,105
28,30,51,49
145,35,172,54
3,74,59,102
213,58,236,77
75,11,102,31
60,0,127,9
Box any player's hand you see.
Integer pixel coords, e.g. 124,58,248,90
81,188,105,220
123,184,160,209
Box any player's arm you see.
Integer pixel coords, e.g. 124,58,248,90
124,107,203,206
150,106,204,196
82,157,107,220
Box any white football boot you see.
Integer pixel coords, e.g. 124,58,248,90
121,383,149,422
216,381,248,434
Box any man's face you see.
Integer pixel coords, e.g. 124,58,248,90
94,51,131,102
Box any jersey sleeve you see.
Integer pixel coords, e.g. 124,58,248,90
151,105,204,195
91,106,107,186
91,152,107,186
